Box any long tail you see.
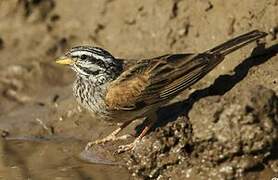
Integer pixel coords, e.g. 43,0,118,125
207,30,267,56
157,30,267,100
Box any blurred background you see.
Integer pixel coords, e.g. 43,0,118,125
0,0,277,179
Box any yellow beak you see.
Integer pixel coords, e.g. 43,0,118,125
55,56,74,65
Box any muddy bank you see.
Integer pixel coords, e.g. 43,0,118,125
125,85,278,179
0,0,277,179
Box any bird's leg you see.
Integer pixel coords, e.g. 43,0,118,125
85,120,133,150
117,112,157,153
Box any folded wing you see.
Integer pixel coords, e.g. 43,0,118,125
105,53,223,110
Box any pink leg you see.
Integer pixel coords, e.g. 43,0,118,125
117,112,157,153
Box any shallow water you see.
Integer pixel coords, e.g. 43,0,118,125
0,78,131,179
0,138,130,179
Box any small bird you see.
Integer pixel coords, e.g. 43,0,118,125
56,30,267,153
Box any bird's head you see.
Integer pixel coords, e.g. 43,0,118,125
56,46,123,78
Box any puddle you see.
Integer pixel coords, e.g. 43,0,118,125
0,138,130,179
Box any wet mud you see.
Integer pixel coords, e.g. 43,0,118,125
0,0,277,179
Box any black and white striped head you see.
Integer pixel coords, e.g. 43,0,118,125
56,46,123,78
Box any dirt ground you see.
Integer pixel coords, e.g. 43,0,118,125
0,0,277,179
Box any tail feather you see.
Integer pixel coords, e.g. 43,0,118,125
207,30,267,56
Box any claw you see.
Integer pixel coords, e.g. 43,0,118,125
85,142,95,151
85,134,132,151
85,134,116,151
116,138,141,154
117,144,134,154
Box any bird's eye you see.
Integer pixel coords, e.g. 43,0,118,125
80,54,87,60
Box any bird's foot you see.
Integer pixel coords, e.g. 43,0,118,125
85,134,131,151
116,138,141,154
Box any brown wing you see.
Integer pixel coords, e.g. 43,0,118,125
105,53,223,111
105,30,267,111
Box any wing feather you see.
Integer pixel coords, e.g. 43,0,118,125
105,53,222,110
